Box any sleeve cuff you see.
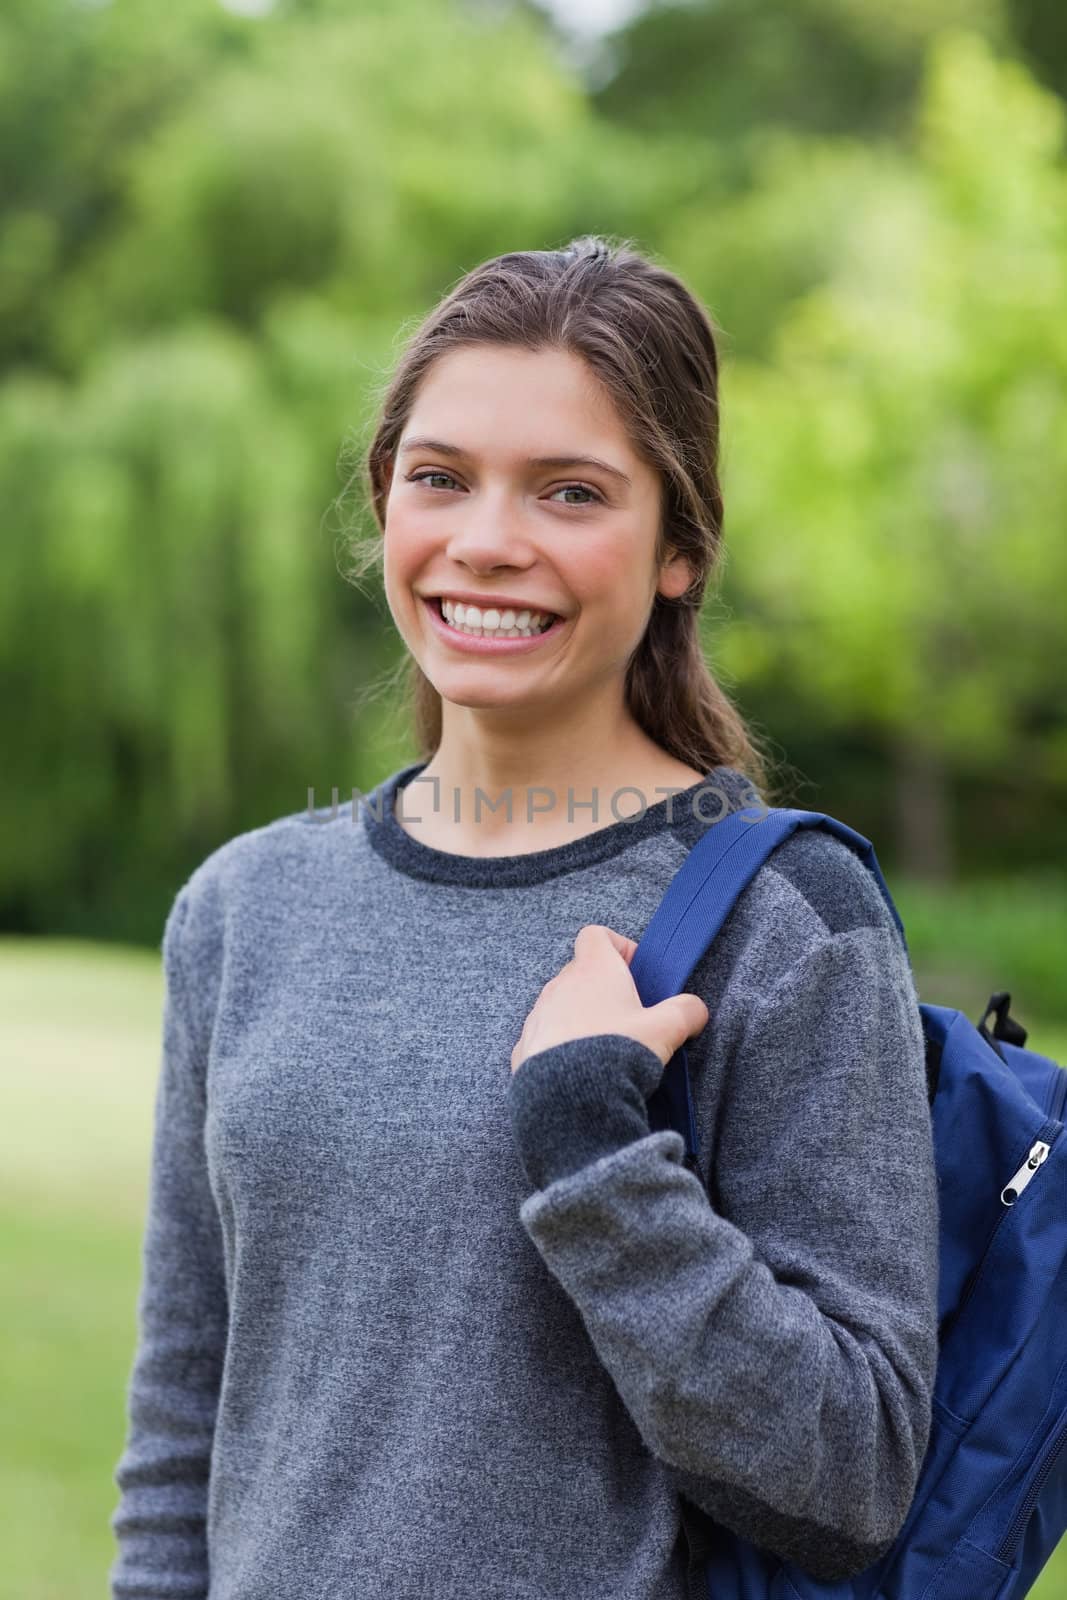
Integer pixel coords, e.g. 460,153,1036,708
508,1033,665,1190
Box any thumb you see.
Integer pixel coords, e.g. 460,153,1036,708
647,993,710,1067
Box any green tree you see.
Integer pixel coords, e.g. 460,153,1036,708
707,32,1067,877
588,0,1011,154
0,0,705,934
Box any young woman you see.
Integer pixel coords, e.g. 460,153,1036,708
110,237,940,1600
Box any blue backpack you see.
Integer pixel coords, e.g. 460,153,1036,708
631,803,1067,1600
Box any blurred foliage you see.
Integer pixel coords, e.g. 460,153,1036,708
895,870,1067,1023
1,0,1065,941
589,0,1013,153
1009,0,1067,99
705,34,1067,875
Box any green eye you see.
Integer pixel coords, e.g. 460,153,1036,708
553,484,601,507
410,470,458,491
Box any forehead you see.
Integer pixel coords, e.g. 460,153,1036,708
407,344,634,454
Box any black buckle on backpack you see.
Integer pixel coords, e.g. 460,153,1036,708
977,991,1028,1052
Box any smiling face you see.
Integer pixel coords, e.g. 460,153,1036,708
381,343,693,731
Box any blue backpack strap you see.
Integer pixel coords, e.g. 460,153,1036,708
630,804,907,1171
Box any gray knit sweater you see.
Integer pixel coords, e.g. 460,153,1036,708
109,761,940,1599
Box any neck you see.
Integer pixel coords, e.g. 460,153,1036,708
408,691,706,849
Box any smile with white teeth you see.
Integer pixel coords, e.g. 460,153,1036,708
438,598,557,637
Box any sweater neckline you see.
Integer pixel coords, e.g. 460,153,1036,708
360,759,758,888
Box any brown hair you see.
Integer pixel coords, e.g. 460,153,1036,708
342,233,783,800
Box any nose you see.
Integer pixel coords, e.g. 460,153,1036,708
443,485,537,575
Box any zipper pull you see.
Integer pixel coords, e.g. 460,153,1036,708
1001,1139,1050,1207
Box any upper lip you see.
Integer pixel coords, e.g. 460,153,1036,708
422,590,563,616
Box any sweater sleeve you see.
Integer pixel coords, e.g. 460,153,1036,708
109,885,228,1600
507,921,940,1584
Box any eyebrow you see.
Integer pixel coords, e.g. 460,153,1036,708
397,435,633,489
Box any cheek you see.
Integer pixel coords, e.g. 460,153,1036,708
382,503,433,589
572,538,655,620
381,517,425,639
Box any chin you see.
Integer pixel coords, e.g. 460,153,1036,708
433,684,533,709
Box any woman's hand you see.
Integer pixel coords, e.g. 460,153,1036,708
510,924,710,1076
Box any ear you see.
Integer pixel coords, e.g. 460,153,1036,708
656,546,694,602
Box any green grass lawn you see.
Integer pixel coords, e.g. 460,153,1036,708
0,938,162,1600
1,933,1066,1599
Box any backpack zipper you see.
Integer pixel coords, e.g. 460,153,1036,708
939,1125,1058,1342
1001,1140,1051,1207
994,1412,1067,1562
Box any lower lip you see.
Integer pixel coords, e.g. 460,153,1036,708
421,596,567,654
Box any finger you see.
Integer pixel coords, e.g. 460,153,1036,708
643,995,709,1067
602,927,639,966
576,924,638,963
681,994,710,1036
